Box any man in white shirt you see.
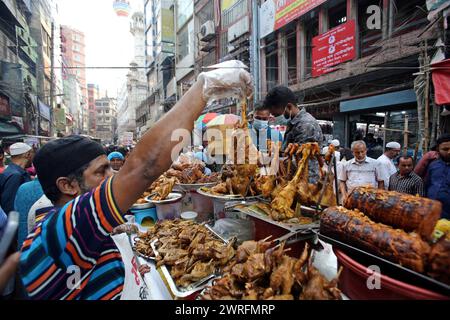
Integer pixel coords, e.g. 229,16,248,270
377,141,401,189
339,140,387,202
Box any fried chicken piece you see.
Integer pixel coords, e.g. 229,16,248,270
243,253,267,281
209,182,229,194
151,177,176,201
300,266,342,300
255,175,276,198
176,260,216,287
270,256,296,295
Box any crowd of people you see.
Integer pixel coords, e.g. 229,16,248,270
0,69,448,300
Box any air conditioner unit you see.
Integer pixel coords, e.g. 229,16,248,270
199,20,215,42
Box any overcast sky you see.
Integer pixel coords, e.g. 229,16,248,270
57,0,144,96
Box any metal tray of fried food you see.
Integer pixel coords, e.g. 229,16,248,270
150,225,234,298
197,188,261,202
227,201,320,233
315,231,450,297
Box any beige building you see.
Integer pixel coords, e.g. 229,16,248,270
95,97,117,144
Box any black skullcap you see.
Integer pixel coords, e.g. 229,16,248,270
34,135,106,193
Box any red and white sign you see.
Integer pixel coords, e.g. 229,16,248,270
312,20,356,77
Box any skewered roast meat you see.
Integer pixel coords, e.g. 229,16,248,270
320,206,430,272
345,186,442,240
427,237,450,285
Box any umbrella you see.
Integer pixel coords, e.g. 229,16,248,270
206,114,241,127
195,113,219,129
196,113,219,124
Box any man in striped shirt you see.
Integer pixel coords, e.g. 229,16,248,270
19,66,253,300
388,156,425,197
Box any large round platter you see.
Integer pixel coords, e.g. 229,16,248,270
176,182,218,192
131,202,155,210
197,188,260,202
145,192,184,204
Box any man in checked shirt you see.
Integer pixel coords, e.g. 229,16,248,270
388,156,425,197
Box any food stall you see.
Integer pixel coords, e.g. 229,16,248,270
114,100,449,301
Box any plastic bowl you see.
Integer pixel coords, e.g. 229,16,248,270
181,211,198,221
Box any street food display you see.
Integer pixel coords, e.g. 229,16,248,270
134,220,235,288
321,187,450,285
200,241,342,300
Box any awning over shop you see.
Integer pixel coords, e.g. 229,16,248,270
340,89,417,113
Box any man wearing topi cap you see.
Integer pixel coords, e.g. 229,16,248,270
0,143,33,214
377,141,401,189
19,62,252,300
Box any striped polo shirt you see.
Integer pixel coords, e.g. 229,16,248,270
20,177,126,300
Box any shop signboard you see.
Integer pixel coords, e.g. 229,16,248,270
312,20,356,77
259,0,326,38
38,99,51,120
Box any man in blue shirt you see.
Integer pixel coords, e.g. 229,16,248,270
14,178,45,249
248,104,283,153
0,143,33,215
426,134,450,219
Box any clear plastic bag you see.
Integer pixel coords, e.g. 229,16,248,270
212,218,255,244
199,60,253,102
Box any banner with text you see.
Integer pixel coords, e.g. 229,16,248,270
312,20,356,77
259,0,326,39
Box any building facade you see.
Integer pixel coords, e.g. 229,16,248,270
60,25,88,134
87,83,100,135
257,0,445,150
95,96,117,143
138,0,175,137
117,11,148,142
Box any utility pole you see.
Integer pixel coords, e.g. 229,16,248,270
49,21,55,137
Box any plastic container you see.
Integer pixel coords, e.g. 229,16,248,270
334,249,449,300
190,191,214,222
181,211,198,221
152,193,184,221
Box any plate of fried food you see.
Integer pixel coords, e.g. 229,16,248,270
165,160,220,191
133,219,235,297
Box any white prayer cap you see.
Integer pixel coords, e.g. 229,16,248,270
386,142,401,149
9,143,32,156
331,139,340,147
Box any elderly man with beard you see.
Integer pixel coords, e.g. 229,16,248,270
19,65,252,300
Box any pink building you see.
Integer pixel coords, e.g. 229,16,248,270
61,25,88,133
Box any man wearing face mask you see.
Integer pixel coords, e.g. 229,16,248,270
263,86,323,182
248,104,283,153
263,86,323,150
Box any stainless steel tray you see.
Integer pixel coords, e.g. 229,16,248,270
228,202,320,233
197,188,260,202
148,224,232,298
176,182,218,192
